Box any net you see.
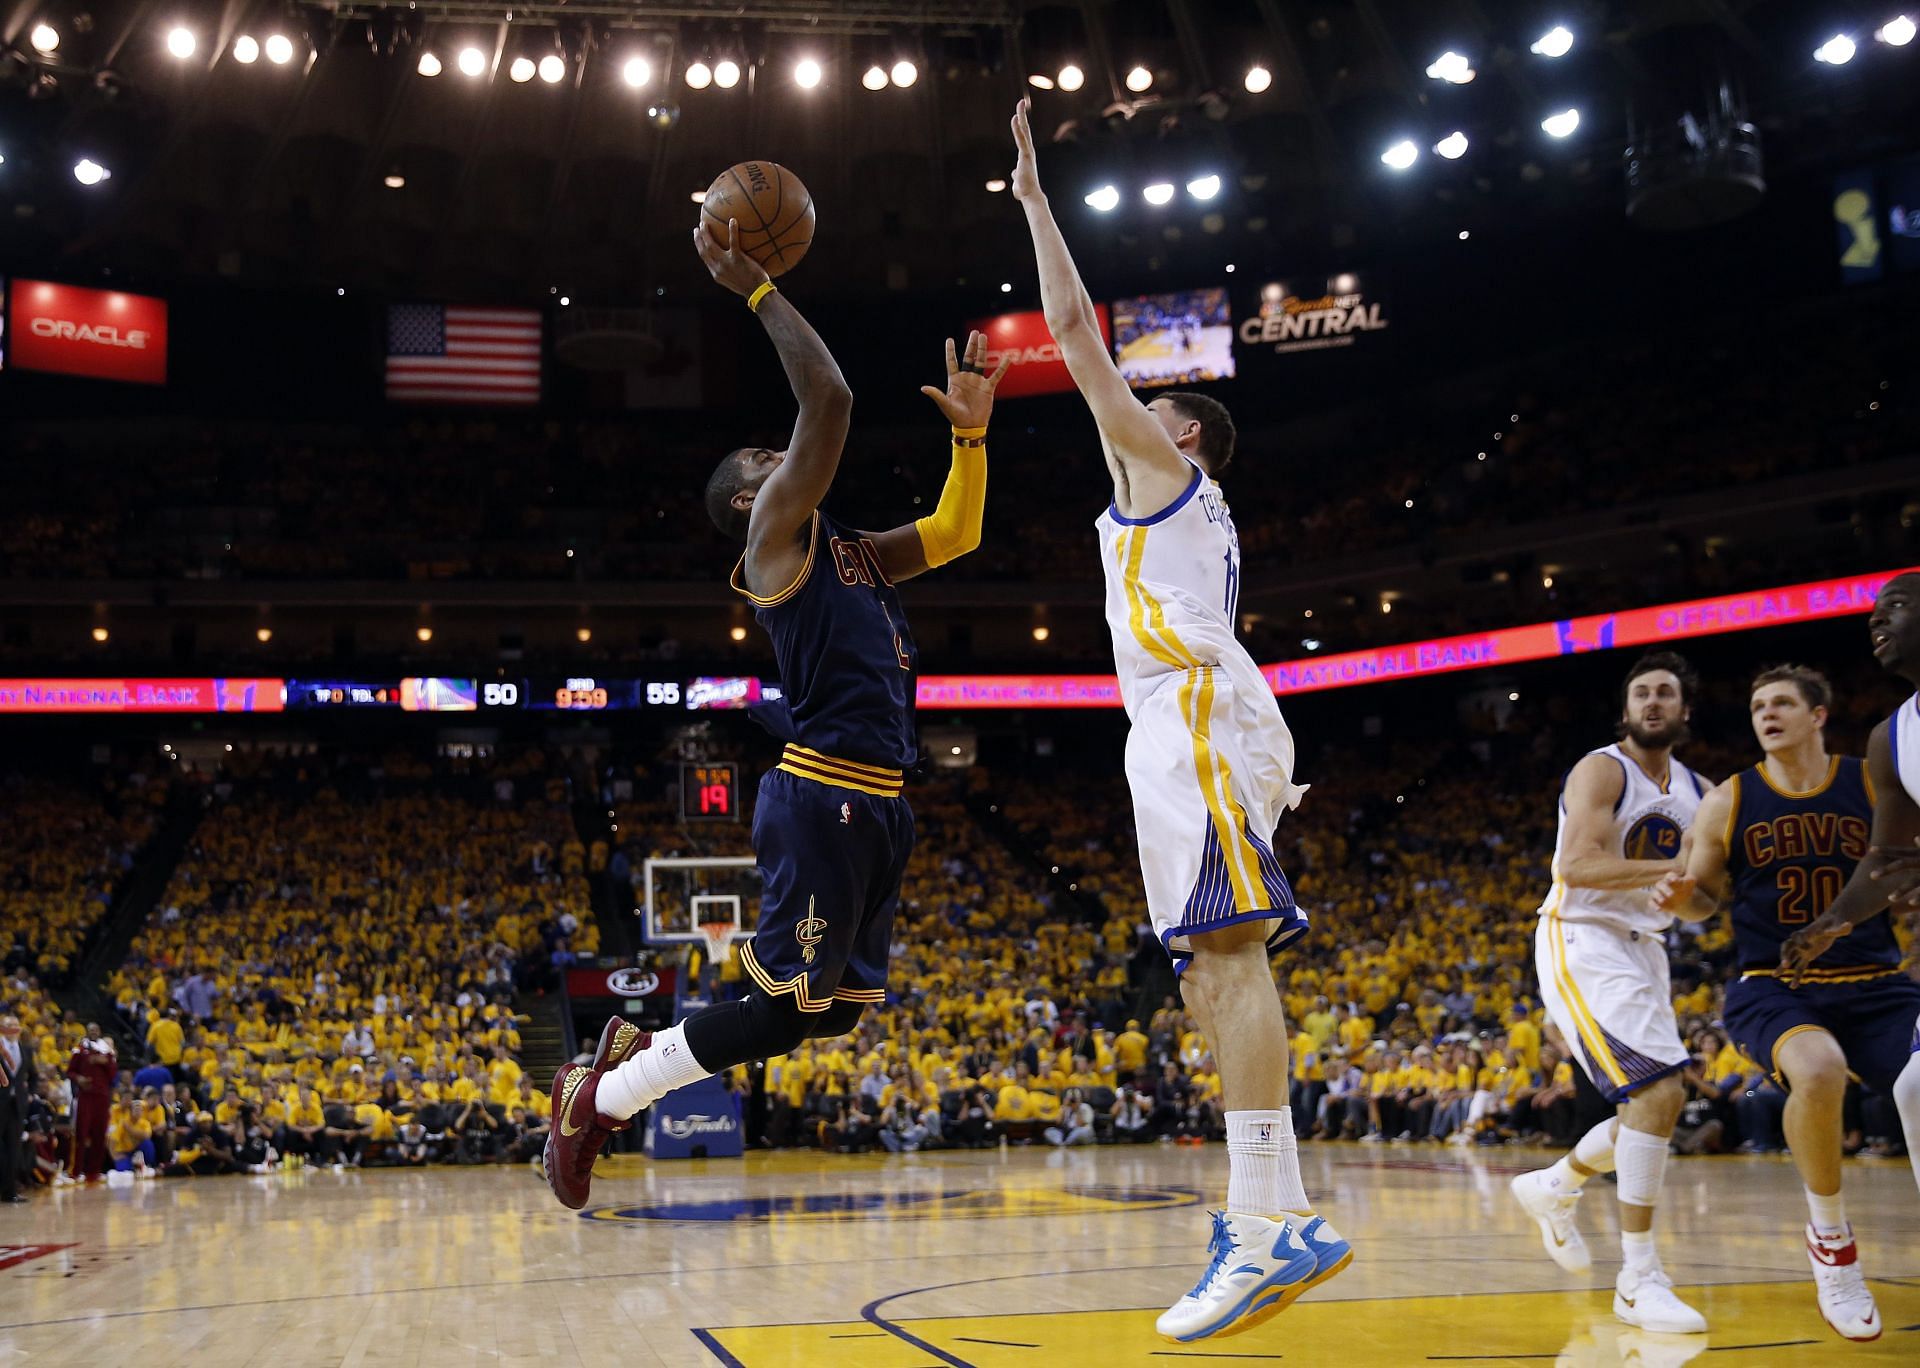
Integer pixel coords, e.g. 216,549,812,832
698,920,739,967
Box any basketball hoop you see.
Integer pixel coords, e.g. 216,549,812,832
697,921,737,967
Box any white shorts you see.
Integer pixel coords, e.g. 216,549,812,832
1125,664,1309,969
1535,914,1688,1102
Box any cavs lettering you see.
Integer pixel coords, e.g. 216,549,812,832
1739,812,1869,868
831,534,893,588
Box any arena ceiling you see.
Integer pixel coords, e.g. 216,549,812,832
1,1,1915,300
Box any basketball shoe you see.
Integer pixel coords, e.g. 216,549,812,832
1805,1224,1881,1341
1613,1265,1707,1335
541,1018,649,1210
1510,1169,1592,1274
1155,1211,1328,1342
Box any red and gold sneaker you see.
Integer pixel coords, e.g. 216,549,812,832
542,1059,634,1210
595,1017,650,1071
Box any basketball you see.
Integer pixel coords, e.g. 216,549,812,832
702,161,814,277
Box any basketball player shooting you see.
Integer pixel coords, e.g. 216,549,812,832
541,213,1010,1211
1009,97,1349,1344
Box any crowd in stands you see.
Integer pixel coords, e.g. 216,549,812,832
3,752,604,1189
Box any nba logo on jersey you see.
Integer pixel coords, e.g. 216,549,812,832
839,802,851,825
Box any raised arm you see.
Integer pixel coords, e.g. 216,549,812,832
1008,99,1189,510
694,219,853,553
1651,779,1736,920
1556,754,1680,891
1782,721,1920,981
864,331,1010,583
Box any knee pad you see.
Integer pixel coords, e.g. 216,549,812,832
1614,1123,1670,1208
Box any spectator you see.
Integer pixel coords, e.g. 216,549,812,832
1045,1089,1096,1147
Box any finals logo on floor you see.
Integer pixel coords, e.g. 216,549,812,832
585,1184,1202,1225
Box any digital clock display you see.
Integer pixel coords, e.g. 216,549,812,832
681,763,739,821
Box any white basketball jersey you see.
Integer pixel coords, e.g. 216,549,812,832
1539,743,1706,935
1893,693,1920,809
1096,461,1267,715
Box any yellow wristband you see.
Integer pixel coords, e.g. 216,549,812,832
952,425,987,448
747,281,777,313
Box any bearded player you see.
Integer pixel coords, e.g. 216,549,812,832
1509,652,1711,1335
1783,570,1920,1194
1010,97,1348,1345
1652,662,1915,1341
542,218,1009,1209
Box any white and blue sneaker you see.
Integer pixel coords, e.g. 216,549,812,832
1156,1211,1320,1343
1296,1214,1354,1290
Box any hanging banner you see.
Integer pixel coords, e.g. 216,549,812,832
1833,168,1884,284
1237,272,1390,359
6,279,168,384
965,306,1111,398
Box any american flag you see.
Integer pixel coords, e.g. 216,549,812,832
385,304,542,406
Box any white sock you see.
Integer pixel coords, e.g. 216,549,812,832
594,1023,711,1121
1805,1187,1846,1238
1544,1117,1617,1192
1621,1228,1659,1274
1226,1108,1311,1217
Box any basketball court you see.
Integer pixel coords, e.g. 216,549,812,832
3,1144,1915,1366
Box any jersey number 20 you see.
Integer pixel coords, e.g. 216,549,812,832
1776,865,1844,925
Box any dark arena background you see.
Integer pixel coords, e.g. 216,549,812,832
1,2,1918,1364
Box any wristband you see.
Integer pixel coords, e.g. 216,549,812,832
952,425,988,448
747,281,777,313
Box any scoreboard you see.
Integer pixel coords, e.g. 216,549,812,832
286,676,767,711
680,763,740,821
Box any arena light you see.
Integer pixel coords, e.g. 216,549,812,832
233,34,260,64
417,50,441,76
576,627,592,644
90,626,109,643
729,625,748,642
1880,16,1916,45
1186,173,1221,200
713,59,740,88
166,26,197,59
1027,71,1055,90
1032,625,1050,642
1084,184,1120,211
999,281,1013,293
1541,108,1580,138
1244,64,1272,93
685,60,712,89
538,53,565,84
1815,34,1857,64
1125,65,1152,93
457,46,486,77
622,56,651,88
689,189,705,203
862,64,888,90
416,626,433,643
1425,51,1474,84
30,23,58,54
794,57,822,89
264,33,295,65
1434,130,1469,159
256,627,274,643
984,178,1007,192
1057,64,1084,92
509,56,535,82
383,171,405,189
1142,182,1175,205
1381,139,1419,170
1530,26,1574,58
73,158,110,185
891,59,917,87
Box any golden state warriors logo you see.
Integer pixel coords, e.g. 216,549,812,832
1624,813,1684,861
795,896,828,965
584,1184,1202,1225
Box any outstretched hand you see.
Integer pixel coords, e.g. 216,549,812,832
1649,870,1697,914
693,218,771,299
1781,916,1850,987
921,330,1012,428
1010,97,1043,202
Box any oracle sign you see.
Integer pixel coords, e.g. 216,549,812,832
8,278,168,384
965,305,1110,398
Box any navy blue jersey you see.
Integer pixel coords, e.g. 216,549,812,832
731,511,917,771
1725,756,1895,972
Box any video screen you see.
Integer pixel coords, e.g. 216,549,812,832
400,677,478,712
1110,287,1234,388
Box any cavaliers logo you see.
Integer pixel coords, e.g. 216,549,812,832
1624,813,1684,861
583,1184,1203,1225
795,896,828,965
